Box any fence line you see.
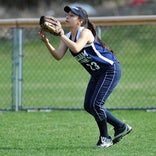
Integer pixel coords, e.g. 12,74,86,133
0,15,156,28
0,16,156,111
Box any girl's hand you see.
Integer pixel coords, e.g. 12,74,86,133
38,30,49,44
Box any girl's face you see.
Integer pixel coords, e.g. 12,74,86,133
65,11,83,28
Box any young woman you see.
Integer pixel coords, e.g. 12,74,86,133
39,6,132,148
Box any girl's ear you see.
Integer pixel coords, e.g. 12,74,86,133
80,19,84,26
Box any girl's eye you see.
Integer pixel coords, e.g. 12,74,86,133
69,14,74,17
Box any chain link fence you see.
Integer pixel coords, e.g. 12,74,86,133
0,17,156,111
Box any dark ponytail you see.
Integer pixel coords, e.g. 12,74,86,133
78,7,96,37
87,20,96,37
79,7,114,54
87,20,114,53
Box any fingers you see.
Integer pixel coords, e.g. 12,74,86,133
38,30,49,44
39,30,46,39
39,29,45,36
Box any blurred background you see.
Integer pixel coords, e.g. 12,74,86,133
0,0,156,19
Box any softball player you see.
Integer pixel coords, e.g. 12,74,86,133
39,6,132,148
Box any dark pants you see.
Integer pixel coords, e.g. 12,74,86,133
84,61,123,128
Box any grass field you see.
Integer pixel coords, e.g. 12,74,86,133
0,23,156,156
0,110,156,156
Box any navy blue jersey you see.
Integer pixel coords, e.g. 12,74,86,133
66,27,117,77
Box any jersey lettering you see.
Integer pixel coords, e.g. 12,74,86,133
86,62,100,71
74,50,100,71
75,50,91,63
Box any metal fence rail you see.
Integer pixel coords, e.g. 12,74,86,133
0,16,156,111
0,15,156,27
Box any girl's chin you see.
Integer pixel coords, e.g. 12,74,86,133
65,22,71,27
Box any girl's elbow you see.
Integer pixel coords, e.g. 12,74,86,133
50,52,64,61
55,57,61,61
72,47,81,53
55,55,63,61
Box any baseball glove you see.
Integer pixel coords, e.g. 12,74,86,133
39,16,63,36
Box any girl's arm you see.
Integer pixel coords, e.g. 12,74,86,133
39,30,68,60
60,29,94,53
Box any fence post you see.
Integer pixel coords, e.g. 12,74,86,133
97,26,102,39
12,28,23,111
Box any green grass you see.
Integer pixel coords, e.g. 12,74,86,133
0,110,155,156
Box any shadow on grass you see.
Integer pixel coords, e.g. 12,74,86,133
0,145,95,151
